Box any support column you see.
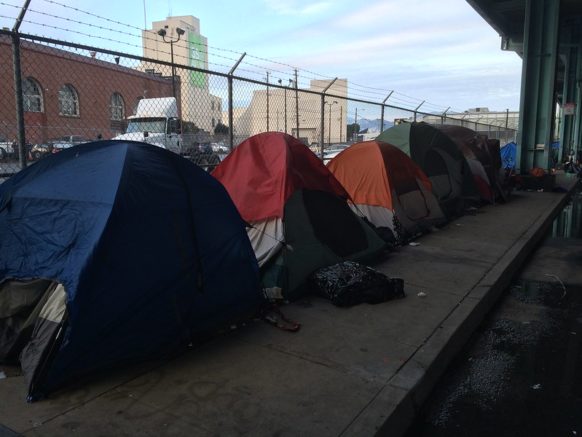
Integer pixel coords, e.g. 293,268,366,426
559,45,578,164
574,55,582,157
517,0,560,172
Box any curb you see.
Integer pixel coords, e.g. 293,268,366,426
343,187,576,437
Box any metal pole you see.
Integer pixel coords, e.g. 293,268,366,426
380,91,393,132
284,88,287,134
228,53,246,150
266,71,270,131
295,69,299,138
339,105,343,142
12,0,31,168
442,107,450,125
170,41,176,99
328,103,332,146
319,95,325,158
319,78,337,158
228,76,234,150
11,33,26,168
354,108,358,141
414,100,425,122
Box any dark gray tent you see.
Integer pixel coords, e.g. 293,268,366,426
377,122,478,217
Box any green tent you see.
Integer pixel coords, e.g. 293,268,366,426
377,122,478,217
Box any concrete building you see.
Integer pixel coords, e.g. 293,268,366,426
142,16,223,133
0,35,173,145
231,78,348,145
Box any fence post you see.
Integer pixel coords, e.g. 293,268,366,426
319,78,337,159
413,100,425,122
442,107,450,125
380,91,393,132
227,52,246,150
11,0,31,168
11,32,27,168
265,71,270,131
294,69,299,139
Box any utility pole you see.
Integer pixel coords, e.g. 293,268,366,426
354,108,359,142
339,105,343,142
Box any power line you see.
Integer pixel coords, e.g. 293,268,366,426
7,2,486,112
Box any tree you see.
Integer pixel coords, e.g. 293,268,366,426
182,120,200,134
346,123,360,142
214,122,229,135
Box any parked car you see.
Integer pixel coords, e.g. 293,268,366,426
50,135,91,153
190,142,221,172
30,136,90,160
323,143,351,163
0,136,15,160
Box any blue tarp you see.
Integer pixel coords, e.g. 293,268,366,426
0,141,262,399
500,141,517,169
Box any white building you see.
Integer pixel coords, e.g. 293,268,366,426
142,16,222,133
231,79,348,145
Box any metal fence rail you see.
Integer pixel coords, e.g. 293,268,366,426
0,29,517,182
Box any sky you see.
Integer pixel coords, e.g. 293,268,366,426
1,0,524,113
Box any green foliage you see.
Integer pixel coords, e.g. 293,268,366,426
346,123,360,141
182,120,200,134
214,122,229,135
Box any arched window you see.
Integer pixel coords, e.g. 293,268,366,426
58,84,79,116
23,77,43,112
110,92,125,121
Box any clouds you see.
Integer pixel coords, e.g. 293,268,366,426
242,0,522,110
3,0,523,111
262,0,333,16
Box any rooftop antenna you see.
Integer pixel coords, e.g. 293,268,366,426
142,0,147,29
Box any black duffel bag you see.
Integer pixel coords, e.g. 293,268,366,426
310,261,405,307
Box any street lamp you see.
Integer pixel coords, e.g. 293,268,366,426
157,26,185,99
325,100,337,146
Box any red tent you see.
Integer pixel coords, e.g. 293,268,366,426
212,132,348,222
212,132,385,300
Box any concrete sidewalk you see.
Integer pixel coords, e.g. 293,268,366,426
0,177,578,437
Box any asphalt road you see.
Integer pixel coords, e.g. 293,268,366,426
405,188,582,437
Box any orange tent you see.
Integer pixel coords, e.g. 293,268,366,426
327,140,446,242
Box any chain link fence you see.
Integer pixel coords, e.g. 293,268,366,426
0,29,517,183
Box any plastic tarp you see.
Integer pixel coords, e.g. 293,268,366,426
501,142,517,169
247,218,284,267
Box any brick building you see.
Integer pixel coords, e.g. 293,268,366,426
0,35,175,145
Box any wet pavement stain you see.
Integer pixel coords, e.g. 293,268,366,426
406,189,582,437
406,281,582,437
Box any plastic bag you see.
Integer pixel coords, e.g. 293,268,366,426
310,261,405,307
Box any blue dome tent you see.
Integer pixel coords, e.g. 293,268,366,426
0,141,262,401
